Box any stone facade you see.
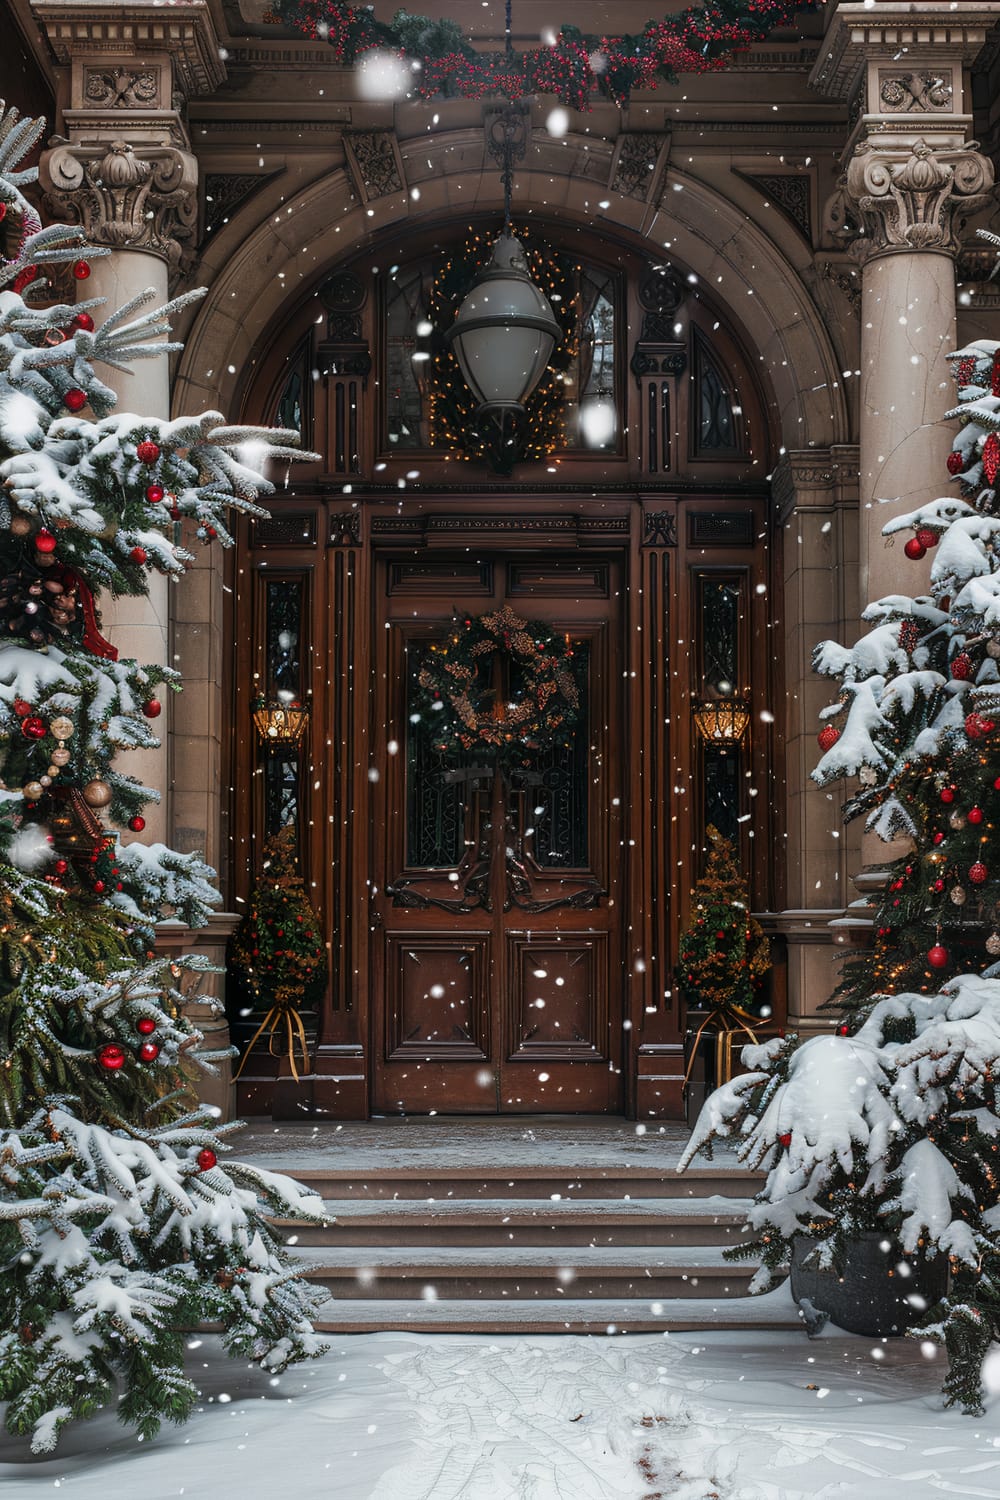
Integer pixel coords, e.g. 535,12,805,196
8,0,1000,1116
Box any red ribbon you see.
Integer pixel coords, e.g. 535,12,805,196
63,567,118,661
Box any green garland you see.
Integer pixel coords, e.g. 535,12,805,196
271,2,816,110
415,605,580,765
427,226,577,472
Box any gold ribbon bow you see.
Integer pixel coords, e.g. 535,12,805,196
233,995,310,1083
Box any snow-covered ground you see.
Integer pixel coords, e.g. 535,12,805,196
3,1326,999,1499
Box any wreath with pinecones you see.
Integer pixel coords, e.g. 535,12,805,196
414,604,580,763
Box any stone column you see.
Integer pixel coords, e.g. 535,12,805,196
811,3,1000,608
36,58,207,841
772,448,862,1034
812,4,998,871
31,2,235,1112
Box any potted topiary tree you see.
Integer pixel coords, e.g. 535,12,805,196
228,826,328,1083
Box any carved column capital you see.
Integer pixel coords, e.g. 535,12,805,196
40,139,198,271
845,136,994,258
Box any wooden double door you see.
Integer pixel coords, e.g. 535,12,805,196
370,554,624,1113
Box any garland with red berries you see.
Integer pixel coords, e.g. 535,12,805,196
271,1,815,109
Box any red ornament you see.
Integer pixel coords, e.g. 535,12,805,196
836,1022,850,1037
915,528,938,550
72,311,95,332
196,1148,218,1172
93,880,106,894
817,725,841,752
137,1018,157,1036
932,831,945,845
20,716,46,740
97,1043,126,1071
968,806,985,825
898,620,920,653
138,1041,161,1063
128,815,146,832
778,1132,793,1149
984,432,1000,486
129,547,148,565
966,712,994,740
145,484,165,504
994,776,1000,792
992,352,1000,397
53,858,68,876
940,786,956,804
932,878,945,893
903,537,927,561
142,699,162,719
970,862,989,885
947,450,965,476
12,698,31,718
72,259,91,280
951,653,973,680
12,266,38,295
63,388,87,412
136,440,161,465
928,944,949,969
34,528,57,554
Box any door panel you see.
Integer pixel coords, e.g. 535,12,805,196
371,555,623,1114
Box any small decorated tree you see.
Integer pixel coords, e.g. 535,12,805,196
229,826,328,1080
0,101,325,1453
676,826,771,1019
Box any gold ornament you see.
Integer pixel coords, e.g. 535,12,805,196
49,716,74,739
987,933,1000,956
50,747,70,766
9,516,30,536
22,781,43,800
82,779,112,808
950,886,968,905
46,765,59,778
949,810,967,830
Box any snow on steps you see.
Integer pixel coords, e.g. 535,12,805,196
268,1159,795,1334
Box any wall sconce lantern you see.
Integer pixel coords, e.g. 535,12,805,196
693,696,751,744
252,696,310,748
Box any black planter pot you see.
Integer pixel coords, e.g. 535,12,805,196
789,1232,948,1337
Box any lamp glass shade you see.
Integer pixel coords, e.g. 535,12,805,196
252,699,309,747
446,234,561,412
693,699,751,743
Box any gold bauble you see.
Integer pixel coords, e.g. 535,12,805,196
50,747,71,766
950,886,968,905
49,716,74,740
987,933,1000,956
949,810,966,830
23,781,43,800
82,779,112,808
9,516,30,537
46,765,60,778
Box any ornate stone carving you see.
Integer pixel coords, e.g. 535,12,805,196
84,66,159,109
342,130,405,203
609,132,669,202
202,173,271,240
820,259,862,316
846,137,994,257
738,172,812,240
42,140,198,270
878,69,955,113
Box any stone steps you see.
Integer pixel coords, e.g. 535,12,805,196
266,1149,793,1332
278,1193,751,1248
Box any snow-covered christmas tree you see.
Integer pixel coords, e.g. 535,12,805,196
0,102,326,1453
683,291,1000,1414
813,328,1000,1017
